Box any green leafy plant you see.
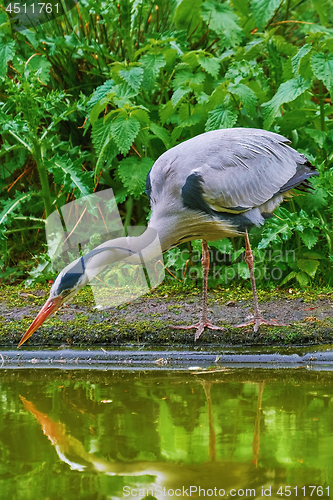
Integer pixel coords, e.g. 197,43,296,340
1,0,333,290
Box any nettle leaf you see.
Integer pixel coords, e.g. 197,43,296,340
140,70,155,92
196,92,210,104
91,118,118,172
0,40,15,79
175,62,191,71
110,115,140,155
304,128,327,148
245,39,264,54
172,87,191,107
178,103,193,122
159,101,175,124
292,44,312,76
150,122,171,148
119,67,144,91
140,53,166,91
90,104,113,127
112,83,138,107
300,228,318,249
201,1,243,48
131,108,150,126
178,114,202,128
250,0,282,30
272,35,297,57
182,51,200,69
118,157,154,198
208,85,228,110
311,52,333,89
91,118,112,156
297,258,320,278
205,104,238,131
262,77,311,129
87,80,114,111
140,53,166,75
197,53,220,78
228,83,258,114
225,60,247,79
171,71,193,89
172,71,205,89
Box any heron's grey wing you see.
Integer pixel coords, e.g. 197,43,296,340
181,128,310,213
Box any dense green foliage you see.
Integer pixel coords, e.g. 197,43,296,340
1,0,333,288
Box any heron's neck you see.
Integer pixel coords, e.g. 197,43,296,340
51,227,163,298
83,227,162,281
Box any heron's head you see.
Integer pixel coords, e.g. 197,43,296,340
18,259,87,348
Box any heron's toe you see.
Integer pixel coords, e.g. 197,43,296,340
170,321,227,340
235,316,289,332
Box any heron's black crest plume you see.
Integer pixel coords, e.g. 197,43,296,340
56,257,86,295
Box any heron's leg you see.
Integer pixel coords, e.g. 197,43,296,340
236,231,287,332
200,239,210,324
245,230,261,323
170,240,226,340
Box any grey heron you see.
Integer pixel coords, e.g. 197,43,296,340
18,128,318,347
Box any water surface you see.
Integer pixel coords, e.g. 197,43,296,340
0,368,332,499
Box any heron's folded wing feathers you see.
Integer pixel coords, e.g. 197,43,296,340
149,128,316,215
193,133,308,212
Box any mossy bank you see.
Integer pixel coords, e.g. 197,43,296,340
1,282,333,348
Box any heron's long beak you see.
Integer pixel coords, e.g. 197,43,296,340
17,296,63,348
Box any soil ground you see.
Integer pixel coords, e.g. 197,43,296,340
1,284,333,347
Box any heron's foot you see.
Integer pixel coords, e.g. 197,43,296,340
170,321,227,341
235,316,288,333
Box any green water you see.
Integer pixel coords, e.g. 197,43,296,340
0,369,332,500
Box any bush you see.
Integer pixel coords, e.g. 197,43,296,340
1,0,333,287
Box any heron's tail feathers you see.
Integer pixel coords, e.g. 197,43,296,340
278,161,319,194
